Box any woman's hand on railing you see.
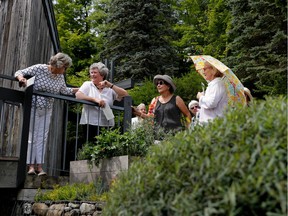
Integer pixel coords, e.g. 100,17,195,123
16,75,27,87
95,98,105,108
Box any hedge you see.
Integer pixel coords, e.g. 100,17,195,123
102,96,287,216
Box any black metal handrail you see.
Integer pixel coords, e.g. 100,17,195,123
0,75,132,187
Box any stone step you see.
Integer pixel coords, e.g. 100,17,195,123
24,175,70,189
17,175,70,201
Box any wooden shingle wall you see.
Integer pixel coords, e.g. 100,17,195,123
0,0,65,179
0,0,58,88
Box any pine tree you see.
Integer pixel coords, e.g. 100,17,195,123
226,0,287,97
102,0,178,82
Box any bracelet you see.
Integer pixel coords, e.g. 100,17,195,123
110,84,114,89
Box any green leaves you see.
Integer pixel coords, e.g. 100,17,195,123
35,182,107,202
77,122,171,166
102,96,287,215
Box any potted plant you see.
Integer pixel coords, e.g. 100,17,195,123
70,119,170,186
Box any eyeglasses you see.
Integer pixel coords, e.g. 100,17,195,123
156,80,166,86
190,106,200,110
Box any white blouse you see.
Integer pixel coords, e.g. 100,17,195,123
78,81,119,126
199,77,228,123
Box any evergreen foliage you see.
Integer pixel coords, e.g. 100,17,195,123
102,0,179,82
226,0,287,97
53,0,287,97
102,96,287,215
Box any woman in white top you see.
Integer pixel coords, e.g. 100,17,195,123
76,62,128,143
196,61,228,124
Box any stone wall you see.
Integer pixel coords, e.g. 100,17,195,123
13,201,105,216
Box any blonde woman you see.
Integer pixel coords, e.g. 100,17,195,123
196,61,228,124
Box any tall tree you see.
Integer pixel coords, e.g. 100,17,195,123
204,0,231,58
171,0,208,75
54,0,108,85
171,0,230,75
102,0,179,82
226,0,287,97
172,0,208,56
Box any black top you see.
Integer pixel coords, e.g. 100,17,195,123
154,95,183,133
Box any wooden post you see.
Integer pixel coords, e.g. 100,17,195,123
123,96,132,132
17,85,33,186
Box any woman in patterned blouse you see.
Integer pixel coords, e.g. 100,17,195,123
15,52,78,176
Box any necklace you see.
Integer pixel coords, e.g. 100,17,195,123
94,84,103,90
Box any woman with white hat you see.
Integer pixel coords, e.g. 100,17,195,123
188,100,200,117
131,103,146,129
188,100,200,130
133,74,191,134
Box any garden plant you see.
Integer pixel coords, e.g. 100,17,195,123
102,96,287,215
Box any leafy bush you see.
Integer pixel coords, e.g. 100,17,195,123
77,119,172,166
102,96,287,215
35,181,107,202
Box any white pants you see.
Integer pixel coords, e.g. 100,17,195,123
26,108,52,165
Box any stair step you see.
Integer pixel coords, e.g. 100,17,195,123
24,175,69,189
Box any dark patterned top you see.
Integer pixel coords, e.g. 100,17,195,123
15,64,73,109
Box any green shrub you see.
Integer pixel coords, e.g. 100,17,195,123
77,119,173,166
35,181,107,202
102,96,287,215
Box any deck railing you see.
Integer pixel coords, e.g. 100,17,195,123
0,75,132,187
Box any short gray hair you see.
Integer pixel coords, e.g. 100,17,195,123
49,52,72,68
137,103,146,110
89,62,109,79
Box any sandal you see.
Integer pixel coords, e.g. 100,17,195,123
27,168,36,175
38,170,47,176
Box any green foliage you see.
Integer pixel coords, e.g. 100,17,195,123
77,121,171,166
226,0,287,97
54,0,108,86
171,0,208,55
53,0,286,97
102,96,287,215
128,78,158,106
35,182,107,202
102,0,179,82
204,0,231,58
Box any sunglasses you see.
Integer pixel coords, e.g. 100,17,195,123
156,80,166,86
190,106,200,110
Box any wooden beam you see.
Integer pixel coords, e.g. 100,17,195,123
115,78,134,89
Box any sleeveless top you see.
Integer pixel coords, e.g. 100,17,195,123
154,95,183,132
